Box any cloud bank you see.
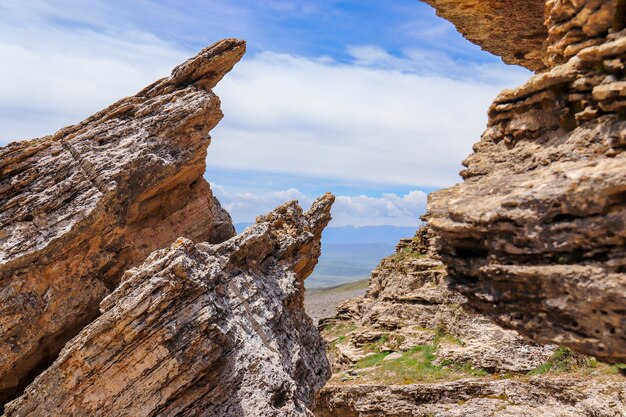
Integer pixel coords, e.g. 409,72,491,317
211,184,427,227
209,50,527,188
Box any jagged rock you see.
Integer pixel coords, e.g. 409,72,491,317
315,377,626,417
4,194,335,417
0,39,245,406
420,0,548,71
317,234,624,415
425,0,626,362
323,231,555,373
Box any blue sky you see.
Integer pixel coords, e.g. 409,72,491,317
0,0,529,226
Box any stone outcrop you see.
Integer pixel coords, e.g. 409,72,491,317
315,377,626,417
315,231,626,416
426,0,626,362
420,0,548,71
4,194,335,417
0,39,244,407
320,230,555,375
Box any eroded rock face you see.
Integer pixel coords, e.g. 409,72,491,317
315,378,626,417
426,0,626,362
0,39,244,406
315,231,626,416
4,194,335,417
322,230,555,375
420,0,548,71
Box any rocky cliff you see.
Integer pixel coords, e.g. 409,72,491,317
426,0,626,362
421,0,548,71
4,194,334,417
0,39,245,407
315,230,626,416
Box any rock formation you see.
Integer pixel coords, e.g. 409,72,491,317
316,378,626,417
0,39,244,407
426,0,626,362
4,194,335,417
421,0,548,71
322,231,555,373
315,230,626,416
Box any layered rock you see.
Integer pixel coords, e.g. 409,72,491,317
315,231,626,416
4,194,335,417
321,230,555,375
316,377,626,417
420,0,548,70
0,39,244,406
425,0,626,362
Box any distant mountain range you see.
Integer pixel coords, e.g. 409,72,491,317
235,224,418,288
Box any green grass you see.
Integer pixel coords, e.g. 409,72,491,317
529,347,626,376
320,321,357,340
529,346,576,375
354,352,391,369
388,246,425,263
433,323,464,346
363,333,406,353
358,344,490,384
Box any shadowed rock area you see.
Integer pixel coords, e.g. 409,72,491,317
426,0,626,362
0,39,244,407
4,194,335,417
420,0,548,71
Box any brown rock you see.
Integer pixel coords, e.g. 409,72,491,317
425,2,626,362
323,231,555,373
420,0,548,71
4,194,335,417
0,39,244,406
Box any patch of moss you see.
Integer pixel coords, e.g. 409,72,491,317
528,347,622,376
529,346,575,375
388,246,425,263
354,352,390,369
433,323,464,346
321,321,356,340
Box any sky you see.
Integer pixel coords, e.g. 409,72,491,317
0,0,530,227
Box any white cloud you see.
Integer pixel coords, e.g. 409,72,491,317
0,1,530,195
211,184,426,227
209,51,528,188
0,3,188,143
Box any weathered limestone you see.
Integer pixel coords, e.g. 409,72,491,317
0,39,244,406
315,231,626,416
315,378,626,417
321,230,555,375
426,0,626,362
4,194,335,417
420,0,548,71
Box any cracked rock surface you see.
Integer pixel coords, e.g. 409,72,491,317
322,230,555,374
4,194,335,417
0,39,244,407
